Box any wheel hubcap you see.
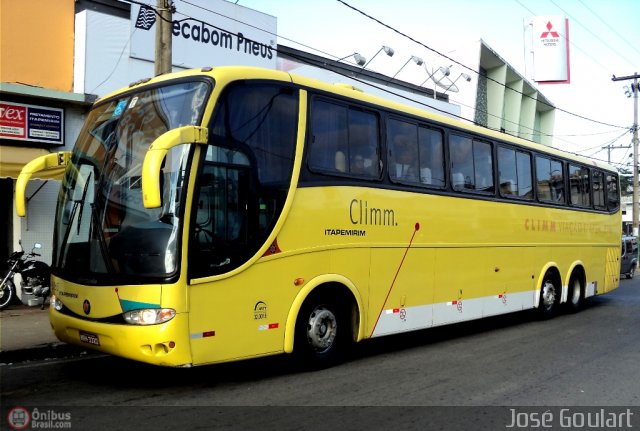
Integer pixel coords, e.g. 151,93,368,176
542,281,556,310
306,306,337,352
570,280,581,304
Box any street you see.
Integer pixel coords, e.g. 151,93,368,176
2,277,640,429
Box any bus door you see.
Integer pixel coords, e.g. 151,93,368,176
191,148,251,274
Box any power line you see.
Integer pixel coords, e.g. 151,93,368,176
123,0,628,166
168,0,629,135
576,0,640,59
336,0,626,129
335,0,627,130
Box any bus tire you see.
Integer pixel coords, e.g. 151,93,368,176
294,292,350,369
566,272,584,313
538,273,559,319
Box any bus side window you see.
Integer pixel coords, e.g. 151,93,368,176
498,146,533,199
450,134,474,190
607,173,620,210
536,156,565,204
569,164,591,207
308,100,348,174
593,170,606,209
388,118,419,183
550,160,565,203
473,140,494,192
348,109,380,178
450,134,493,193
418,126,445,188
516,151,533,199
498,146,517,197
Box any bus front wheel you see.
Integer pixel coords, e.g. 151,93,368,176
294,293,349,368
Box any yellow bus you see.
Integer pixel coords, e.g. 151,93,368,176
15,66,621,367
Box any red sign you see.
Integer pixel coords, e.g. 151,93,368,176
0,103,27,139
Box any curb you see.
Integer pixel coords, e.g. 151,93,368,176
0,343,93,365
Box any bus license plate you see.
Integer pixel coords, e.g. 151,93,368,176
79,331,100,346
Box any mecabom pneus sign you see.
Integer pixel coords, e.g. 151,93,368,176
130,0,277,69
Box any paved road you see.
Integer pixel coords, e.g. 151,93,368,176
2,278,639,429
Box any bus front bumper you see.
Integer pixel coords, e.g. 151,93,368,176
49,308,193,367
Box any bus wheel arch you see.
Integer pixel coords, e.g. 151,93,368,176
284,278,362,368
536,265,561,318
566,265,586,312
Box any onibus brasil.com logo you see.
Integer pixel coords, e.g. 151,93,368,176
7,407,71,430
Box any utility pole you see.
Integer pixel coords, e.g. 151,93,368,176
602,144,631,163
154,0,173,76
613,73,640,236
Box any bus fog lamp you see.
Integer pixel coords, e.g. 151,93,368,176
123,308,176,325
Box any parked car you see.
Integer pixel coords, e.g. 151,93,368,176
621,235,638,279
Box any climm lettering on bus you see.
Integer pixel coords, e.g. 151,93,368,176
350,199,397,226
524,218,557,232
171,21,274,59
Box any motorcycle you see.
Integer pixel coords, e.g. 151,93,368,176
0,241,51,310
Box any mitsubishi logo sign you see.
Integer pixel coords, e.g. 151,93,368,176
540,21,560,39
531,15,570,83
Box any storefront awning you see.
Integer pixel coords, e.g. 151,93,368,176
0,145,65,180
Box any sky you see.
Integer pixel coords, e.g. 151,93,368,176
237,0,640,171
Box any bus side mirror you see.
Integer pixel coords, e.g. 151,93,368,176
141,126,208,209
15,151,71,217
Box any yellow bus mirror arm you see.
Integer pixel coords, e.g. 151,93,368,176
141,126,208,209
15,151,71,217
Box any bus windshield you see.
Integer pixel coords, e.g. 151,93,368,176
53,80,211,284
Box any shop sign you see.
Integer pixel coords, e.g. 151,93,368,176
0,101,64,145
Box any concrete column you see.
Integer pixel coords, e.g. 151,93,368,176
503,79,523,135
519,90,538,142
486,65,507,131
539,109,556,146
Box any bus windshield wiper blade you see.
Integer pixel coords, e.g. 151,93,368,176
75,171,93,235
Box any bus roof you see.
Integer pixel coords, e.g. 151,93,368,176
95,66,617,173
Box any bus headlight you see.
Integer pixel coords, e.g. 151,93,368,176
51,295,64,311
123,308,176,325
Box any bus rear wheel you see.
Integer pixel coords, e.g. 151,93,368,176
566,273,584,313
538,275,558,318
294,293,349,368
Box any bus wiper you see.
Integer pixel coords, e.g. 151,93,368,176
89,201,115,273
75,171,93,235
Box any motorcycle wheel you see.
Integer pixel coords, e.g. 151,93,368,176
0,278,16,310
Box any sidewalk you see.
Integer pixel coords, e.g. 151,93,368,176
0,304,87,364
